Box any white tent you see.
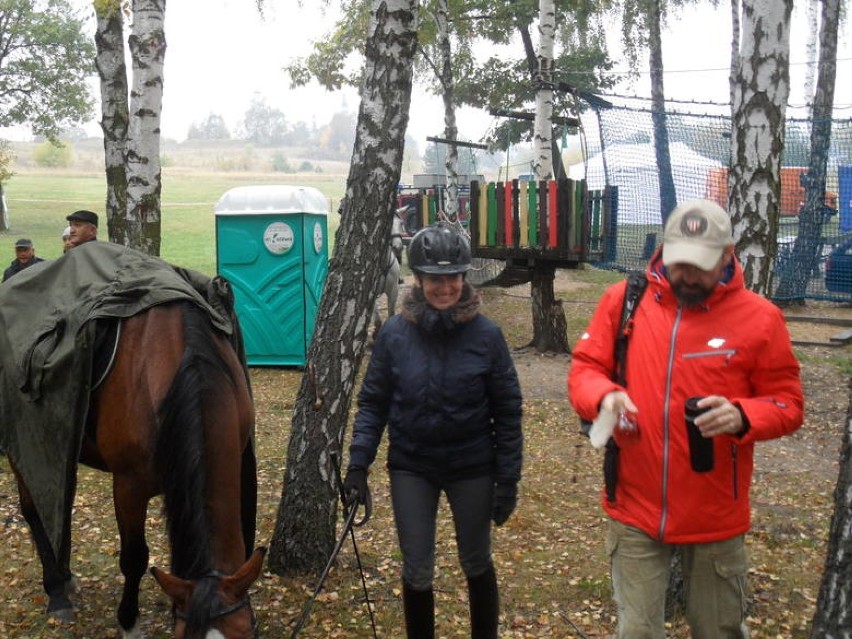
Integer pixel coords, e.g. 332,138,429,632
569,141,723,224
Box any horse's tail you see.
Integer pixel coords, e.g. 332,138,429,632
153,302,238,579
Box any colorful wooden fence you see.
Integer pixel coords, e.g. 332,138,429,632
468,180,615,265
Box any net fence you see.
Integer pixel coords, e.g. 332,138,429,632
574,96,852,302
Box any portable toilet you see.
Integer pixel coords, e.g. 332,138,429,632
215,185,329,367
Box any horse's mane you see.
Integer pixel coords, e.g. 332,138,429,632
153,302,238,632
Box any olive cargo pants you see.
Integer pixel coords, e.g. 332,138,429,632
607,519,749,639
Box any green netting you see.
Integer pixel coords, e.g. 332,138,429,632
577,97,852,302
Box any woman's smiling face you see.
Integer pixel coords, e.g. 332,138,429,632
416,273,464,310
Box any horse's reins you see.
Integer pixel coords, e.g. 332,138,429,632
173,571,258,638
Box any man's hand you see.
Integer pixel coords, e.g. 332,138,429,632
693,396,746,437
600,390,638,417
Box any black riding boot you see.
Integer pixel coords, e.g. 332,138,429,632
403,581,435,639
467,565,499,639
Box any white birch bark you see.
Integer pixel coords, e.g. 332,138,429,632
533,0,555,180
126,0,166,255
94,1,129,245
269,0,420,574
728,0,792,294
435,0,460,223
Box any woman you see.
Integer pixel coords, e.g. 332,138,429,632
344,223,523,639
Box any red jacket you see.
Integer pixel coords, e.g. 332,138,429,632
568,252,803,543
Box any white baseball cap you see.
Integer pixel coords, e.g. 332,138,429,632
62,226,72,238
662,199,733,271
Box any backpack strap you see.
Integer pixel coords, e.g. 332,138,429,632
603,272,647,503
612,272,648,387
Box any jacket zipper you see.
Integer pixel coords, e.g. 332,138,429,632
658,307,682,540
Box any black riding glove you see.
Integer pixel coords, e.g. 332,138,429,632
492,482,518,526
343,467,369,506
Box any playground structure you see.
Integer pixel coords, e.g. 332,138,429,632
397,178,615,273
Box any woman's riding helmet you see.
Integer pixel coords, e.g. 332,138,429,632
408,223,472,274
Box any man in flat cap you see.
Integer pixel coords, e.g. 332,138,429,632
65,210,99,248
3,238,45,282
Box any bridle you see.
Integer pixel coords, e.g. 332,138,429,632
173,572,259,639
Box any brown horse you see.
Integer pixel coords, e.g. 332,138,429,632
10,301,264,639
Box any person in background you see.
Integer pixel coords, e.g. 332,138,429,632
62,226,73,253
344,223,523,639
568,199,804,639
65,210,99,248
3,238,45,282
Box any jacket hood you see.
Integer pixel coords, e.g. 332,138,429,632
648,247,744,308
401,280,481,333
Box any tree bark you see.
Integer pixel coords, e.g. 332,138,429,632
773,0,839,302
124,0,166,256
523,0,568,354
435,0,460,223
810,380,852,637
528,264,569,353
94,2,129,245
728,0,792,294
268,0,419,575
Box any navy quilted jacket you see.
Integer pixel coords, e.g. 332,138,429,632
349,283,523,484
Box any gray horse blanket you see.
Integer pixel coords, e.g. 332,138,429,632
0,241,242,558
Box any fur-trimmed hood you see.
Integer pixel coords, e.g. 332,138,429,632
401,281,481,333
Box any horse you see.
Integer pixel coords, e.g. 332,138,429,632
9,301,264,639
371,206,408,338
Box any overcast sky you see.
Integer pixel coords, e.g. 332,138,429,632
67,0,852,150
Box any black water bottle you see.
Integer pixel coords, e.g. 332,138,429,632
684,396,714,473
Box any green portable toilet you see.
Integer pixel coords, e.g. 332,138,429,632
215,185,329,367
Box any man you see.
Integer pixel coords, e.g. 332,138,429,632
568,199,804,639
66,209,99,247
3,238,45,282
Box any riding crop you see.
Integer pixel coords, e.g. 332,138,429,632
288,453,377,639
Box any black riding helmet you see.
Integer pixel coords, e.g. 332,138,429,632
408,223,472,274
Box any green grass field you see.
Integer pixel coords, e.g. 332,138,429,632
1,170,347,275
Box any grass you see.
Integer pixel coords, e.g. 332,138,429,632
2,169,347,275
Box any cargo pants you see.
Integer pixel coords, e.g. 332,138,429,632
607,519,749,639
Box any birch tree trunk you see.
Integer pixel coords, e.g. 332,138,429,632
268,0,419,575
94,1,129,243
435,0,460,223
121,0,166,255
773,0,839,302
533,0,554,181
526,0,568,354
647,0,676,224
728,0,792,294
810,381,852,637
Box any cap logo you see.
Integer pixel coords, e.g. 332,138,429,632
680,213,707,237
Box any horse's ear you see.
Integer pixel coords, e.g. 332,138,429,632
150,566,193,607
222,547,267,598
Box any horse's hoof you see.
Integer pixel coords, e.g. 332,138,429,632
121,623,145,639
47,605,75,623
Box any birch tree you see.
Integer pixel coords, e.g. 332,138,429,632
811,381,852,637
773,0,840,302
728,0,792,294
526,0,569,354
94,0,129,244
94,0,166,254
268,0,419,574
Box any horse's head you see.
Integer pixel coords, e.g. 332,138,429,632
151,547,266,639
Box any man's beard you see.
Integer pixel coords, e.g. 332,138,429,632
671,281,714,308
